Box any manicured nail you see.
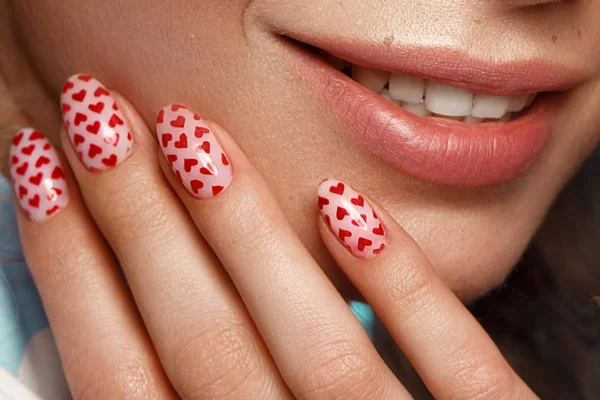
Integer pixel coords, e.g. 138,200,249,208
9,129,69,223
318,179,386,259
156,104,232,198
60,74,133,171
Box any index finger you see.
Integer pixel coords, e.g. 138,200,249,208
317,179,538,400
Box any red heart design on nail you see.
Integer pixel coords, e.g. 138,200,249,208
191,180,204,193
28,195,40,208
13,132,24,146
62,103,72,114
336,206,349,220
29,173,42,186
351,195,364,207
199,166,214,175
77,74,93,82
88,144,102,158
195,126,209,138
212,186,224,196
373,224,385,236
36,156,50,168
357,237,373,252
11,156,19,165
325,215,331,225
72,89,86,102
18,185,28,199
351,214,368,227
318,196,330,209
74,112,88,126
108,114,123,128
127,132,132,141
174,134,188,149
102,154,118,167
112,102,119,110
22,145,35,155
373,244,385,254
94,87,110,97
193,113,201,120
156,109,164,124
74,134,85,146
88,102,105,114
46,205,60,216
16,163,28,175
62,81,74,94
170,116,186,128
329,182,345,195
86,121,100,134
51,167,65,179
46,188,61,201
104,133,119,146
200,141,210,154
339,229,352,242
29,131,45,141
166,154,177,166
221,153,230,166
161,133,173,148
184,158,198,172
171,104,185,112
43,143,51,150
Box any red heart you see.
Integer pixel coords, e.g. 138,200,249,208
200,141,211,154
170,116,186,128
351,195,364,207
193,113,201,120
74,134,85,146
77,74,93,82
13,132,24,146
221,153,230,166
325,215,331,225
88,144,102,158
72,89,87,102
86,121,100,134
174,134,188,149
191,180,204,193
108,114,123,128
29,173,42,186
62,103,72,114
74,112,88,126
46,205,60,216
88,102,105,114
336,206,349,220
127,132,132,141
156,109,164,124
18,185,28,199
104,133,119,146
166,154,178,166
373,244,385,254
171,104,185,111
51,167,65,179
11,156,19,165
212,186,224,196
373,224,385,236
28,195,40,208
22,145,35,155
184,158,198,172
36,156,50,168
329,182,345,195
43,143,51,150
62,81,74,94
195,126,209,138
29,131,45,141
199,166,214,175
102,154,118,167
94,87,110,97
351,214,368,227
161,133,173,148
112,102,119,111
318,196,330,209
357,237,373,252
16,163,28,175
338,229,352,242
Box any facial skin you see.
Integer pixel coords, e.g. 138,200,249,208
11,0,600,300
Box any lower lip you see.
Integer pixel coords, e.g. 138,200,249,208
287,47,562,186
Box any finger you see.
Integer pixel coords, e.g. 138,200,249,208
156,104,410,400
60,75,292,399
317,179,537,400
8,128,176,399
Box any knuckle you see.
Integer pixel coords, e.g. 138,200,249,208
387,262,437,321
169,320,264,399
295,340,389,400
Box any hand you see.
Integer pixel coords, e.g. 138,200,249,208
8,74,538,399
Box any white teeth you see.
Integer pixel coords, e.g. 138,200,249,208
425,82,473,117
389,75,425,104
525,93,537,107
351,65,390,93
463,115,483,124
379,88,394,101
470,94,510,119
401,101,432,117
507,94,529,112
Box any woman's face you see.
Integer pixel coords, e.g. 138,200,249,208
14,0,600,300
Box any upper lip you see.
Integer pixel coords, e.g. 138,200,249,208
284,34,587,96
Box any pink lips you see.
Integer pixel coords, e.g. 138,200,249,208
286,43,576,186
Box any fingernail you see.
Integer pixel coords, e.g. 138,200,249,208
156,104,232,199
9,129,69,223
60,74,133,171
318,179,387,259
